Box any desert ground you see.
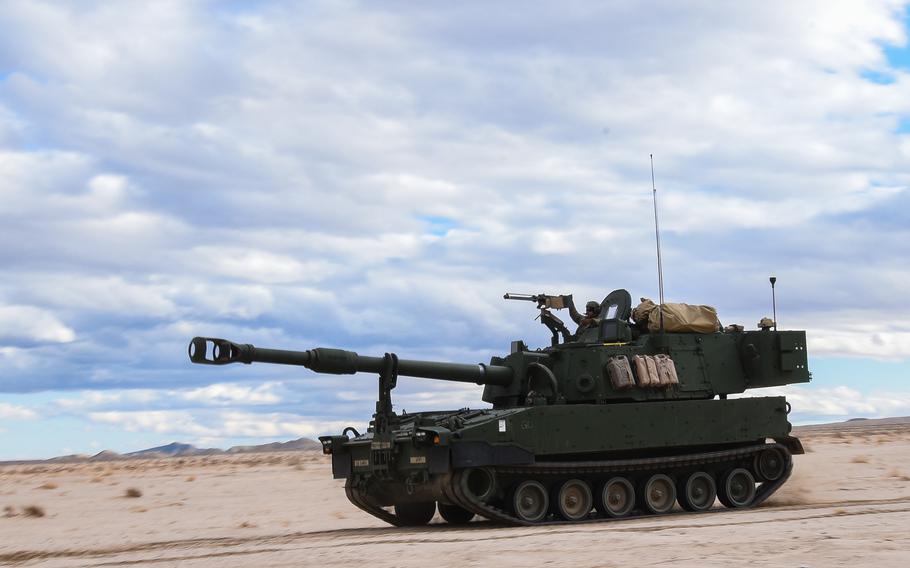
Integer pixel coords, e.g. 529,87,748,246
2,418,909,567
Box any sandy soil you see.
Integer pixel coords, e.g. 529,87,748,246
2,419,909,567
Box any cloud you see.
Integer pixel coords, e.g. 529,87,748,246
0,305,75,343
0,402,37,420
808,323,910,361
52,382,284,412
54,390,160,411
87,409,352,440
181,382,282,405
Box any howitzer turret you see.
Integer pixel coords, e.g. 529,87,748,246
187,288,811,527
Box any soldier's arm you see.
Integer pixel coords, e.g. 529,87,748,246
565,295,583,324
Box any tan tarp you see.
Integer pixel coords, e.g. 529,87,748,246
633,298,721,333
631,298,658,325
649,302,720,333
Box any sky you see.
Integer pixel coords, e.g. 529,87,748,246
1,1,909,460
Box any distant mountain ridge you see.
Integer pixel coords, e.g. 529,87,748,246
1,437,322,465
125,442,223,458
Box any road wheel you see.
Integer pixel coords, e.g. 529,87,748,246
394,502,436,525
755,448,787,481
597,477,635,518
718,468,756,508
641,474,676,514
677,471,716,512
512,480,549,523
438,502,474,524
555,479,593,521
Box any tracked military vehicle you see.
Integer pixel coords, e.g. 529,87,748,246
188,289,809,526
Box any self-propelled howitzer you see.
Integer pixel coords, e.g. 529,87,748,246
187,288,810,526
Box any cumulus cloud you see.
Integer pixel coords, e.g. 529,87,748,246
0,305,75,343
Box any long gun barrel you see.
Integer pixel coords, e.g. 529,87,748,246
188,337,514,386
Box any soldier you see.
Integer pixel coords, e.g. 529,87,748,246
569,300,602,332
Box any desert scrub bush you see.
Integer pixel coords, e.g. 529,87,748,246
37,482,58,490
850,455,870,463
124,487,143,498
23,505,45,518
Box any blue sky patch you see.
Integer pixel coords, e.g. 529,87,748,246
883,7,910,69
860,69,896,84
419,215,459,236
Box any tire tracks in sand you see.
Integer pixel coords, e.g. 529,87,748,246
4,496,910,566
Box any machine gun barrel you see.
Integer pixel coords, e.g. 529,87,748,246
503,293,540,302
188,337,513,386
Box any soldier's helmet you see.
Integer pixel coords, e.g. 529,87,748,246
585,301,600,313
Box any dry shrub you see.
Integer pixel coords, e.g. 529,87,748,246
124,487,143,498
37,482,58,490
23,505,45,518
3,505,16,518
238,521,257,528
185,476,196,482
833,508,847,515
90,477,103,483
850,455,870,464
888,468,910,481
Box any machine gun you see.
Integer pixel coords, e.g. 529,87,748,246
503,293,574,345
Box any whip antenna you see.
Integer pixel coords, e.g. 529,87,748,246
770,276,778,331
651,154,665,332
